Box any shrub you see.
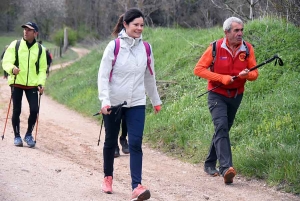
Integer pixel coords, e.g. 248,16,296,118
52,27,77,47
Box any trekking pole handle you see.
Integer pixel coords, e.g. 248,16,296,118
197,54,283,98
231,55,280,81
93,101,127,116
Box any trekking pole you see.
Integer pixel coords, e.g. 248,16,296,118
94,101,127,145
34,92,42,143
2,94,12,140
93,101,127,116
2,75,17,140
97,118,104,146
197,54,284,98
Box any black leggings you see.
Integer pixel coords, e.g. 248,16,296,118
120,115,127,139
11,86,39,137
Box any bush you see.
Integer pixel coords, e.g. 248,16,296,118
52,27,77,47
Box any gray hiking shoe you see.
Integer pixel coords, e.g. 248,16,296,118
204,166,219,176
114,146,120,158
24,135,35,148
14,137,23,147
120,138,129,154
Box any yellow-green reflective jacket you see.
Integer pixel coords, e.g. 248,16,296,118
2,38,47,86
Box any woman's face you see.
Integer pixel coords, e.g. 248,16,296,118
123,17,144,38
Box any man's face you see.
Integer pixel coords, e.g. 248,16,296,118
225,22,243,46
23,27,38,42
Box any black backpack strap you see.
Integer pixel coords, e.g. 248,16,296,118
210,40,249,72
35,42,43,74
243,41,249,59
210,40,217,72
14,40,21,67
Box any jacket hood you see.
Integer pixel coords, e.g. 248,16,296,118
118,29,142,47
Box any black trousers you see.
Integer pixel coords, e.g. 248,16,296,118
120,115,127,139
204,91,243,175
11,86,39,137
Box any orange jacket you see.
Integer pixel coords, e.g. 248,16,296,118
194,38,258,97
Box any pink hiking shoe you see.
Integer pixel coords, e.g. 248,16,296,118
102,176,113,194
131,184,151,201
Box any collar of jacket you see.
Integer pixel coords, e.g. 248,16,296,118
118,29,142,47
22,37,37,49
221,37,247,53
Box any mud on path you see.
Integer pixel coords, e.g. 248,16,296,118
0,47,298,201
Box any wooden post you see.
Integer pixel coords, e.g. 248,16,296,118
63,27,68,53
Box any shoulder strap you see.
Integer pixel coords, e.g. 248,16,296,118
143,41,153,75
14,40,21,67
210,40,217,72
109,38,120,82
210,40,250,72
109,39,153,82
243,41,249,59
112,38,120,67
35,42,43,74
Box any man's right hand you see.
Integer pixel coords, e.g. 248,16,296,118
221,75,233,85
12,67,20,75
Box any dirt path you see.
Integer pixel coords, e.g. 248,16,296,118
0,47,298,201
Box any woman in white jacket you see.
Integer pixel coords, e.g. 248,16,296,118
98,8,162,201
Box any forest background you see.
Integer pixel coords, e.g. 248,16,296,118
0,0,299,41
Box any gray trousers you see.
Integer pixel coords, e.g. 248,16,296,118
204,91,243,175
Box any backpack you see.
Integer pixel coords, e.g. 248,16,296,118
1,47,8,78
46,49,52,66
109,38,153,82
210,40,249,72
14,40,43,74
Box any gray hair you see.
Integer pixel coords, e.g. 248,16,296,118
223,17,243,31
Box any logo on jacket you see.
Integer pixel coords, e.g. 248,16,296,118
239,53,246,61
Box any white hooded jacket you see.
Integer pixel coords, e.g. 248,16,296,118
98,30,162,109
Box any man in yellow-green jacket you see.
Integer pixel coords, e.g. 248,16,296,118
2,22,47,148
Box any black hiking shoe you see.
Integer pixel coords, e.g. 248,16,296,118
120,138,129,154
114,146,120,158
204,166,219,177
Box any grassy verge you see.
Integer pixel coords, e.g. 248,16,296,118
51,48,78,65
39,17,300,194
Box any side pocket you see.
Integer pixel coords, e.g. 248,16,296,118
208,99,218,112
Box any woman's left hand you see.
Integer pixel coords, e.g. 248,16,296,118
154,105,161,114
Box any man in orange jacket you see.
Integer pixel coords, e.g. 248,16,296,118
194,17,259,184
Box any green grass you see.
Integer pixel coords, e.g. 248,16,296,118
50,48,78,65
0,35,21,50
6,17,300,195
